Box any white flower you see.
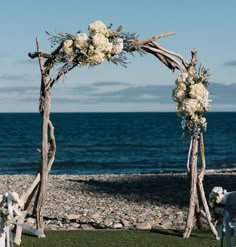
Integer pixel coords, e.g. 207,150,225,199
188,66,195,77
92,33,113,53
172,88,186,103
209,187,225,208
74,33,89,51
88,52,105,65
63,40,74,54
175,72,188,84
88,20,110,37
112,37,124,54
189,83,209,100
181,98,199,116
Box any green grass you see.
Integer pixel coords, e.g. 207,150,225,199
20,229,219,247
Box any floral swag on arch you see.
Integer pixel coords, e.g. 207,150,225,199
0,20,218,246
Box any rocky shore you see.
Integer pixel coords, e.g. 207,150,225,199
1,172,236,231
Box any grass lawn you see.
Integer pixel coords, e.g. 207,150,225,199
20,229,219,247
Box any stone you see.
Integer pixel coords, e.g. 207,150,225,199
64,214,81,220
113,223,123,229
161,219,173,229
70,222,80,228
80,224,95,230
135,222,152,230
121,219,130,228
91,212,101,220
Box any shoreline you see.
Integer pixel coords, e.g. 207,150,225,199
1,172,236,231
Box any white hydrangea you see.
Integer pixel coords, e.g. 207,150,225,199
74,33,89,51
172,88,186,103
189,83,209,100
88,52,105,65
112,37,124,54
88,20,111,37
175,72,188,84
191,115,207,129
63,40,74,54
92,33,113,53
180,98,199,116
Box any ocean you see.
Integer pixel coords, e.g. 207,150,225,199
0,112,235,175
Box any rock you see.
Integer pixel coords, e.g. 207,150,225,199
70,222,80,228
64,214,81,220
161,219,173,229
121,219,130,228
135,222,152,230
113,223,123,229
80,224,95,230
91,212,101,220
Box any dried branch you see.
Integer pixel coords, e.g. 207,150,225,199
131,32,176,45
190,48,198,67
50,63,78,88
150,41,189,69
141,44,186,72
28,52,53,59
47,120,56,171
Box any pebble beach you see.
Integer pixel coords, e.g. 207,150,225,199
1,172,236,231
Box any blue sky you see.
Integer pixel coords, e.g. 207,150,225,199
0,0,235,112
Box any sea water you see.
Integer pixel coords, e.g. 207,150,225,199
0,112,235,175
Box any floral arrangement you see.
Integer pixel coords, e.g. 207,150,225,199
172,65,211,135
47,20,142,67
0,192,24,229
208,187,226,208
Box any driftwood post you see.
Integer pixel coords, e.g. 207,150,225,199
10,21,218,245
170,50,219,239
183,134,219,239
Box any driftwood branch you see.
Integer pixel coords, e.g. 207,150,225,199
187,136,193,174
28,52,53,59
183,137,198,238
131,32,176,45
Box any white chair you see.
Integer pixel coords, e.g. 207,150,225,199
220,191,236,247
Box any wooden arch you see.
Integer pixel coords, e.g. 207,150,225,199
12,22,218,245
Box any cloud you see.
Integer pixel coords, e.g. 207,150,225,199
90,85,172,103
0,86,37,92
0,81,235,112
209,83,236,104
224,60,236,66
51,82,236,111
0,73,33,82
